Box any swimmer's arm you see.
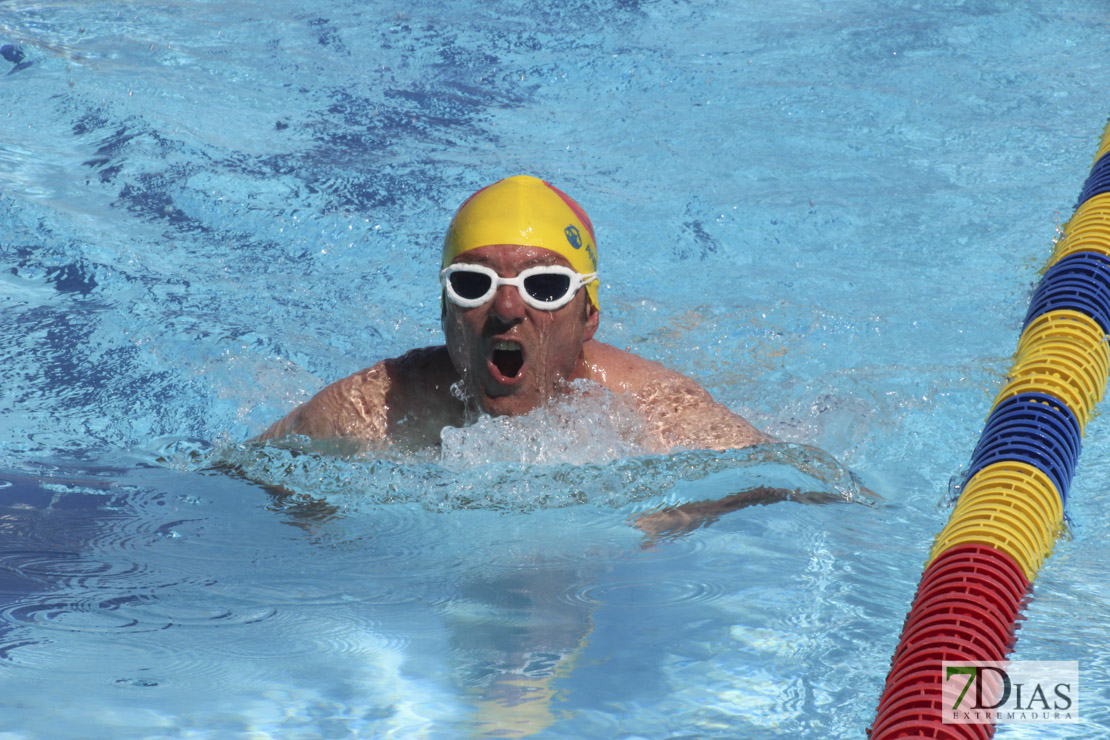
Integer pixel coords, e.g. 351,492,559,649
632,487,851,542
634,474,883,541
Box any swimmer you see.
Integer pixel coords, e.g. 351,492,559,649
257,174,771,453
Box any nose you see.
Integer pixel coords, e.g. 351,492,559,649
489,282,526,326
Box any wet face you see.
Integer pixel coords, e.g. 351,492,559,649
442,245,599,417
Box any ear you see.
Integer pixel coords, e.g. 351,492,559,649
582,302,599,342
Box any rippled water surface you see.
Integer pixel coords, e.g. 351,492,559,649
3,0,1110,737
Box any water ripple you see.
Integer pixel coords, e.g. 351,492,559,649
125,601,279,629
1,595,162,634
3,551,143,586
560,576,726,609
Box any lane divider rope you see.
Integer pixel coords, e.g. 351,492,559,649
870,117,1110,739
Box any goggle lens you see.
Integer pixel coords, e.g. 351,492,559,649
523,273,571,303
448,271,493,300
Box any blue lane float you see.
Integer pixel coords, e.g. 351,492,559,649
1077,152,1110,205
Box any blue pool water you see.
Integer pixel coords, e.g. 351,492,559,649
3,0,1110,737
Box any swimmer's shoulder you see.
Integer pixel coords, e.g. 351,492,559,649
580,340,694,393
330,345,458,403
381,345,460,400
256,359,392,441
581,340,771,450
258,345,459,442
331,345,460,429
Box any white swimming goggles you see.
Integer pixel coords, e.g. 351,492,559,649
440,264,597,311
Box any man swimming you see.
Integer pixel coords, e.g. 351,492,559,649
258,174,771,454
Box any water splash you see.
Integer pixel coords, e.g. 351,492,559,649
200,383,864,517
439,379,651,467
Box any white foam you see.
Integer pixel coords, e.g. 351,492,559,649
439,380,652,468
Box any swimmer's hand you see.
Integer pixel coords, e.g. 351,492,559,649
631,486,853,544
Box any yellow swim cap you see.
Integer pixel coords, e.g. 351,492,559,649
442,175,599,309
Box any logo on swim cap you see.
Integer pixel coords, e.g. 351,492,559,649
564,225,582,249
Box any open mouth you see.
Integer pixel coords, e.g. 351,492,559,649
490,340,524,380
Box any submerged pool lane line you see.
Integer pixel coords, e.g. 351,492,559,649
870,119,1110,738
